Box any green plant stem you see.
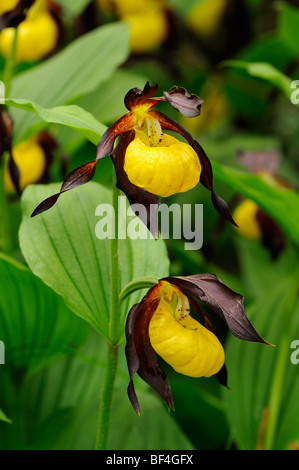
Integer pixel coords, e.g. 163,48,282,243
95,168,120,450
263,277,298,450
3,26,19,98
95,343,119,450
0,153,12,254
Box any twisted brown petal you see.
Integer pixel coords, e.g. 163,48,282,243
150,109,237,226
0,0,34,31
124,81,159,111
163,86,203,117
31,113,135,217
125,285,174,414
162,274,269,344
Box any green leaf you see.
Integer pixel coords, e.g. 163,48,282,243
0,409,11,424
9,22,129,142
223,60,293,101
0,329,192,450
0,254,86,369
213,162,299,244
19,182,170,342
55,0,92,16
223,273,299,450
5,98,106,146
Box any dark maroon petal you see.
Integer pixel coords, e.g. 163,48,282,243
125,285,174,414
238,150,281,176
8,151,21,195
256,209,285,260
31,160,97,217
31,193,61,218
163,86,203,117
112,130,160,239
0,0,34,31
162,274,269,344
0,106,13,159
96,113,135,161
124,82,159,111
150,109,237,226
216,365,229,388
31,115,135,218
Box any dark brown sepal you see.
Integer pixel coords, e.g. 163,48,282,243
163,86,203,117
0,106,13,159
256,209,285,260
125,285,174,414
31,160,96,217
124,82,159,111
162,274,269,344
112,131,160,239
0,0,34,31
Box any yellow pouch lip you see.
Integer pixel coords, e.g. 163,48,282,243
149,302,225,378
124,131,201,197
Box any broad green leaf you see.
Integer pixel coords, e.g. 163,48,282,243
19,182,170,342
224,60,293,101
0,329,193,450
0,254,86,369
9,23,129,142
5,98,106,146
213,162,299,244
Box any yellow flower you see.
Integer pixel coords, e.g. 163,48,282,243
124,131,201,197
125,275,268,414
233,199,262,240
149,282,224,378
122,6,168,54
0,0,59,62
5,136,47,192
0,0,19,16
186,0,226,38
32,82,236,237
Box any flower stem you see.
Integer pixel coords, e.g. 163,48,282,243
95,168,120,450
95,343,119,450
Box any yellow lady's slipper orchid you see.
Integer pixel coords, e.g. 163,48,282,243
149,283,224,377
187,0,227,38
125,275,268,414
122,7,168,54
233,199,262,241
32,82,236,238
232,150,286,259
0,0,20,16
124,131,201,197
0,0,59,62
5,135,47,192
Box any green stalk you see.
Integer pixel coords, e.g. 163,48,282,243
263,275,299,450
3,26,19,98
95,168,120,450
